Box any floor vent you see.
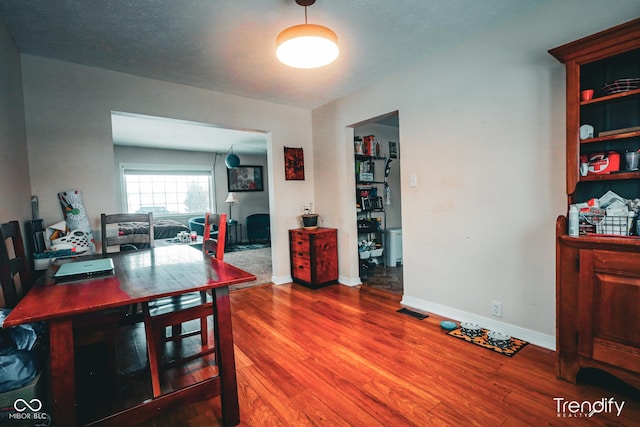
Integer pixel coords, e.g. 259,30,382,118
396,307,428,320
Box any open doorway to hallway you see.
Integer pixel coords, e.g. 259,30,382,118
352,111,403,295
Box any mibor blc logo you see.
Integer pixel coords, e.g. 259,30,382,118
7,398,49,422
14,398,42,412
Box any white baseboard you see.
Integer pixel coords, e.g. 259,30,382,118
339,275,362,287
271,275,292,285
400,295,555,351
271,275,361,286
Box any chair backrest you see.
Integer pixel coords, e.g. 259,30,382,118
101,212,154,254
202,213,226,260
0,221,32,308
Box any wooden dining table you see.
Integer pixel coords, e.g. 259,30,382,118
3,245,256,426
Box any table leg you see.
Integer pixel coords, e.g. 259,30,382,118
212,286,240,426
49,317,76,427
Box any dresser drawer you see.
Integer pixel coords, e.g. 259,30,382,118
291,258,311,282
290,237,310,255
290,246,310,260
289,230,308,240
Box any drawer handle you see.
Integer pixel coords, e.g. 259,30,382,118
297,252,304,257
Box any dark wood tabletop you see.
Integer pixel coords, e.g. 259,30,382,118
3,245,256,426
4,245,254,326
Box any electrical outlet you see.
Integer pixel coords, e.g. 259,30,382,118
491,300,502,318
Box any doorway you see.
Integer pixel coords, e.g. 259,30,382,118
352,111,403,294
110,111,274,284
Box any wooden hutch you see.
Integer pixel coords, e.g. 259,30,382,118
550,19,640,390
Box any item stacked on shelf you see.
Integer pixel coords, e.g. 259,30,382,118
354,135,381,157
358,240,383,260
569,190,640,236
602,77,640,95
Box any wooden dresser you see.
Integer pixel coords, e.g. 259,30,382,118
289,227,338,289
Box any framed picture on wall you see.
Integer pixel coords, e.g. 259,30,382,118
227,166,264,192
284,147,305,180
389,141,398,159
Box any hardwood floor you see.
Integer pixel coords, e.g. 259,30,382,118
74,283,639,426
361,264,403,295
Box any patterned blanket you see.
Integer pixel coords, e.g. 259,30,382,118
118,219,190,240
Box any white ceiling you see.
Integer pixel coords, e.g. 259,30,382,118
111,111,270,155
0,0,547,153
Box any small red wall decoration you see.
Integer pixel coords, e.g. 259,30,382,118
284,147,305,180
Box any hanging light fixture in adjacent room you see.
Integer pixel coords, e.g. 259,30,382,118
276,0,339,69
225,145,240,169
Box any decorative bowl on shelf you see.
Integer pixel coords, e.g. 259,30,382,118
602,78,640,95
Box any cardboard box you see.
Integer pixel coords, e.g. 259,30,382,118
0,371,45,411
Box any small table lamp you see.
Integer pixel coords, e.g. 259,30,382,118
225,192,239,223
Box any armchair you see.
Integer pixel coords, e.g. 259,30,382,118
246,213,270,243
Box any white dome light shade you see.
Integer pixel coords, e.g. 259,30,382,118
276,24,339,69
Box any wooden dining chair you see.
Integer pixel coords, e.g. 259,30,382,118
0,221,126,369
0,221,33,308
0,221,46,399
101,212,154,254
202,212,226,259
71,212,156,379
142,212,226,397
194,212,226,347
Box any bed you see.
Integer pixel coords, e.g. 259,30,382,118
118,219,191,244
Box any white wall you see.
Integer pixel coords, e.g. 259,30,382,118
0,22,32,307
0,22,31,225
312,1,640,349
21,56,312,282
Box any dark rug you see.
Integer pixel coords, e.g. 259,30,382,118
188,242,271,253
448,327,528,357
226,242,271,253
396,308,428,320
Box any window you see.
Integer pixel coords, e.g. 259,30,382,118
121,164,213,216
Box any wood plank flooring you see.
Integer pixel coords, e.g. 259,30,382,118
75,283,639,426
361,265,403,295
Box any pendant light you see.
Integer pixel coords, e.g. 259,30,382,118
225,145,240,169
276,0,339,69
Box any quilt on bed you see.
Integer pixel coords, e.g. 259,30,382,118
118,219,190,240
